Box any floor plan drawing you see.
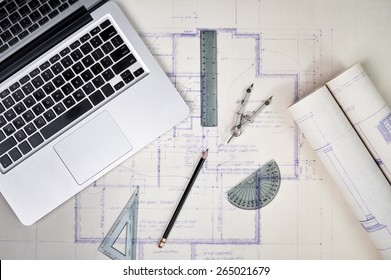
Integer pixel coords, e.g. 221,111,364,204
1,0,388,260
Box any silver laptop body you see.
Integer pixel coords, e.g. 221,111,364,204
0,0,189,225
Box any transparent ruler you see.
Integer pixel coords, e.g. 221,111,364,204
227,160,281,209
200,30,218,127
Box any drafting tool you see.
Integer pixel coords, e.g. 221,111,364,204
227,160,281,209
200,30,218,127
159,149,209,248
227,84,273,143
98,187,139,260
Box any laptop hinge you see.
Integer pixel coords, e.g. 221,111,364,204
0,7,93,84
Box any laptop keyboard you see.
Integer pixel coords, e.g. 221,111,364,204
0,18,147,171
0,0,80,54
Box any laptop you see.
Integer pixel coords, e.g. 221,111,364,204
0,0,189,225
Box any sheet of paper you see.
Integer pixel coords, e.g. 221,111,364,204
326,63,391,182
289,85,391,259
2,0,391,259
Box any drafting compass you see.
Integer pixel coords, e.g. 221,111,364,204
227,160,281,209
227,84,272,143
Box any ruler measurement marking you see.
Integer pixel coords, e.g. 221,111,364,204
200,30,218,127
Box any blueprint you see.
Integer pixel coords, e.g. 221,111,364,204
1,0,391,259
289,85,391,259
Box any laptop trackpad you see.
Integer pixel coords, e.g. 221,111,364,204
54,111,133,185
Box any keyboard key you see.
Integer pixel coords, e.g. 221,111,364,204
90,36,102,48
80,33,91,43
19,75,30,85
90,27,100,36
73,89,85,102
23,96,36,108
121,70,134,84
134,67,145,77
114,81,125,91
22,83,34,95
53,76,65,87
3,96,15,108
82,82,95,95
32,76,44,88
100,26,117,41
48,10,59,19
60,47,70,57
24,123,37,135
81,69,93,82
28,132,44,148
91,49,104,60
63,96,75,108
43,109,56,122
42,69,54,81
28,23,39,33
33,89,45,101
81,55,94,67
58,3,69,12
101,56,113,68
14,103,26,114
51,62,64,75
42,82,55,94
34,116,46,128
0,154,12,168
32,103,44,115
29,68,40,78
72,62,84,74
60,56,73,68
71,76,83,89
51,90,64,102
0,131,5,142
50,54,61,64
38,16,49,26
10,82,20,92
110,45,130,62
0,89,10,98
101,84,115,97
39,4,51,16
63,69,75,81
70,49,83,61
22,110,34,122
112,54,136,74
12,89,24,102
61,83,74,95
53,103,65,115
0,137,17,156
41,99,93,139
9,147,22,161
3,123,16,136
42,96,54,109
101,42,114,54
91,63,103,75
0,103,4,114
102,69,114,81
70,40,80,50
89,90,105,105
13,117,25,129
92,76,104,88
100,20,111,30
15,130,27,142
4,109,16,122
80,42,92,54
0,116,6,128
18,141,32,155
111,35,124,48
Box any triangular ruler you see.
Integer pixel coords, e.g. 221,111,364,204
98,187,139,259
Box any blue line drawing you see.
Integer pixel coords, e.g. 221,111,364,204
378,113,391,144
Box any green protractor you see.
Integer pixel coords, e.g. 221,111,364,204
227,160,281,209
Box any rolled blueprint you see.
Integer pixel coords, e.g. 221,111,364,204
326,63,391,182
289,85,391,259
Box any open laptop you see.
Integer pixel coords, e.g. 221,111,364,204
0,0,190,225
